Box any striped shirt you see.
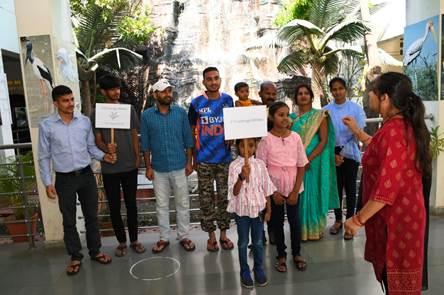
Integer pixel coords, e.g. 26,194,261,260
227,156,276,218
140,104,194,172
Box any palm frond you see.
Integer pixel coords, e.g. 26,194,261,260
320,19,368,48
277,19,323,44
277,51,307,74
309,0,348,28
245,32,285,51
75,2,128,57
323,54,339,75
324,47,364,60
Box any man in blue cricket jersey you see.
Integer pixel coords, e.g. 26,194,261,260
188,67,235,252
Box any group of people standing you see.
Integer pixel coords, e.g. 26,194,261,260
38,66,429,295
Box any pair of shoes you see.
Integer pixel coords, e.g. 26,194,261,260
240,271,254,289
254,269,268,287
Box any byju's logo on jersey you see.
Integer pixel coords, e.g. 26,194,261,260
200,116,223,125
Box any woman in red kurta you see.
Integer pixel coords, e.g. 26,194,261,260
343,72,431,295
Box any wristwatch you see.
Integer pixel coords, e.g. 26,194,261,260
238,173,245,181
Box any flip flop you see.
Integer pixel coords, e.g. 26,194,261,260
275,259,287,273
180,239,196,252
91,253,112,264
115,244,128,257
219,238,234,250
207,239,219,252
329,222,343,235
66,261,81,276
344,232,354,241
152,240,170,254
293,256,307,271
130,242,146,254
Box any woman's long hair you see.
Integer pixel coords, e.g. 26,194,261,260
372,72,432,178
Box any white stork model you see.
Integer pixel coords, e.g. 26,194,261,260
403,21,434,66
25,40,54,98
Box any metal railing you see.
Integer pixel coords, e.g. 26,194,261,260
0,143,41,247
1,113,436,243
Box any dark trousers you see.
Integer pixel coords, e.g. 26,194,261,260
270,197,301,258
102,169,139,243
235,215,264,275
334,153,359,222
55,167,101,261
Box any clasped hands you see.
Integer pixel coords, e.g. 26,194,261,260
104,143,117,164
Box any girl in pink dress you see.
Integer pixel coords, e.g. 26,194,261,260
256,101,309,273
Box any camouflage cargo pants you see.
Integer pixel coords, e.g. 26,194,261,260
197,163,231,232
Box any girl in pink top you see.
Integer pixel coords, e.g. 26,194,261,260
228,138,275,288
256,101,309,273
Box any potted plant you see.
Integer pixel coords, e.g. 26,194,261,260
0,152,39,243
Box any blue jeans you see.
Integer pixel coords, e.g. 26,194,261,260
235,215,264,274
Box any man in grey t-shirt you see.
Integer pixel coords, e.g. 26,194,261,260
91,75,145,256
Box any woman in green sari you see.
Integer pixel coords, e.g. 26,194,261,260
289,84,339,241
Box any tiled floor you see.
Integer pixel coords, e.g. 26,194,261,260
1,216,443,295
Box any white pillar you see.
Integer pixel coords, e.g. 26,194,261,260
14,0,82,241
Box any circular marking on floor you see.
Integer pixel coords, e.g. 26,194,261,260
129,257,181,281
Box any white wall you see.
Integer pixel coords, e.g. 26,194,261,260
15,0,83,241
0,0,19,52
0,0,18,158
406,0,440,25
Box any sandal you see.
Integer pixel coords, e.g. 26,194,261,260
66,260,81,276
293,256,307,271
152,240,170,254
207,239,219,252
114,244,128,257
344,232,354,241
130,242,146,254
91,253,112,264
180,238,196,252
329,222,343,235
275,258,287,273
219,238,234,250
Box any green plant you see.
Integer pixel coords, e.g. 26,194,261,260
0,152,36,220
264,0,368,105
430,126,444,160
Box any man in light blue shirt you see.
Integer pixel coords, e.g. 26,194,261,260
38,85,116,275
323,77,366,240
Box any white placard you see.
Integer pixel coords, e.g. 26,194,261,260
95,103,131,129
223,105,268,140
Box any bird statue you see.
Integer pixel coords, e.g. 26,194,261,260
403,21,434,66
25,40,54,98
